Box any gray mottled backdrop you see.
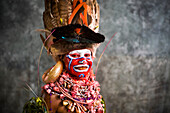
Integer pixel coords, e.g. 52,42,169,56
0,0,170,113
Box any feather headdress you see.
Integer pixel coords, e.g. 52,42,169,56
40,0,105,60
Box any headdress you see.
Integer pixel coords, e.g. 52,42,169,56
40,0,105,60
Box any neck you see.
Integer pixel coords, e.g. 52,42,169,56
68,73,90,81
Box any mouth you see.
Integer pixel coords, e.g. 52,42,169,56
73,65,89,72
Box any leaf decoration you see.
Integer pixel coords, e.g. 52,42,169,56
101,97,107,113
23,97,49,113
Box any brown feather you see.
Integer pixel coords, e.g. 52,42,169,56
42,0,102,58
59,0,72,25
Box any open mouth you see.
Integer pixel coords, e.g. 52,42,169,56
73,65,89,72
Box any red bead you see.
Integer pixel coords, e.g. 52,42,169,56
60,94,65,99
47,89,51,94
53,87,59,92
50,83,55,87
44,84,49,89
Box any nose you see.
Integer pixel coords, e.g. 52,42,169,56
79,60,85,64
78,57,86,64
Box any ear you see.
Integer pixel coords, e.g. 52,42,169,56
92,56,95,61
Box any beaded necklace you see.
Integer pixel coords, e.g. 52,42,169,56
43,71,104,112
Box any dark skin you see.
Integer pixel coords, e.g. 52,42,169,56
43,91,69,113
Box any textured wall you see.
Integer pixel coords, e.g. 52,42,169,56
0,0,170,113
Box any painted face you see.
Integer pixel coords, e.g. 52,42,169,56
64,49,93,79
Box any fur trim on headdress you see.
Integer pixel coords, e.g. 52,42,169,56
50,40,100,57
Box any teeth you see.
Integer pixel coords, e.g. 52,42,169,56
74,65,89,72
76,67,87,70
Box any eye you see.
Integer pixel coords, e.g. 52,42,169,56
84,53,91,57
70,53,80,58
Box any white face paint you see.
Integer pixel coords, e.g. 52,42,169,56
68,49,92,59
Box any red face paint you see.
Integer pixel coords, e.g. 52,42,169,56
64,49,93,80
